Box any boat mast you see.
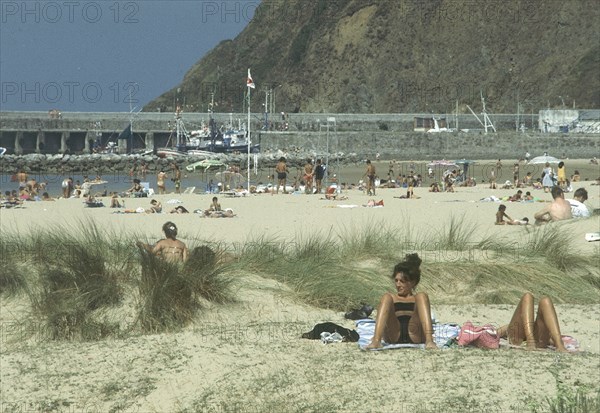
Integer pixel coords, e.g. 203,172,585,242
209,92,216,151
129,88,133,154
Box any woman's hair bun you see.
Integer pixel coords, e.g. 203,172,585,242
404,253,421,268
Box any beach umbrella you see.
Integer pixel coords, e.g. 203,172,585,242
427,160,458,180
454,159,477,177
454,159,476,165
528,155,560,165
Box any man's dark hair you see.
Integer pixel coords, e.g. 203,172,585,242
551,186,563,199
574,188,588,201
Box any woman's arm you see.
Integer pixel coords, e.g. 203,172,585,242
136,241,154,254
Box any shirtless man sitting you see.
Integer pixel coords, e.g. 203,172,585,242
534,186,573,224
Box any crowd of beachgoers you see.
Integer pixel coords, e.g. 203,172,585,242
2,157,597,225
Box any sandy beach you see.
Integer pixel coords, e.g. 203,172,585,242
1,159,599,412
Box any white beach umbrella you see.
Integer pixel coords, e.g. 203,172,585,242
528,155,560,165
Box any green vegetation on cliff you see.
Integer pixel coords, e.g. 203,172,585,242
146,0,599,114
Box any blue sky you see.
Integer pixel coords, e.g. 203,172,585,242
0,1,256,112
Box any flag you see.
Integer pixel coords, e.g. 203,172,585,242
118,124,132,140
247,69,255,89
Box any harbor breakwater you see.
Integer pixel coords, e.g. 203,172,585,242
2,129,599,176
1,112,599,172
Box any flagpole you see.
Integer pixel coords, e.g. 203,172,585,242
247,85,251,191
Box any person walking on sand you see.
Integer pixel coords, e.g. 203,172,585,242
172,163,182,194
366,254,437,350
557,161,567,188
275,157,288,194
534,186,572,224
157,170,167,195
140,161,148,179
62,177,73,198
137,222,188,263
365,160,376,196
303,159,314,194
513,163,520,187
314,159,325,194
541,162,554,192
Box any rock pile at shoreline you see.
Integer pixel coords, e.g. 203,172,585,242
0,150,361,174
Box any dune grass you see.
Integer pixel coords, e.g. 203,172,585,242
232,229,392,310
1,215,597,339
136,244,233,332
0,259,28,297
233,216,600,310
16,222,130,340
1,220,233,339
545,389,600,413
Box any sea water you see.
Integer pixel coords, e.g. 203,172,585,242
0,172,222,196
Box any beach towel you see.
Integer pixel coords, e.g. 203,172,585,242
457,321,500,349
480,196,501,202
500,335,581,352
356,319,460,350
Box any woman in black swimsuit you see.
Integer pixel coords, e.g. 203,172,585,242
366,254,437,349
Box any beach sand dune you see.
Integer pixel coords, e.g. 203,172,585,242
1,161,599,412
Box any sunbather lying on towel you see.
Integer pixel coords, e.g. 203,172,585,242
366,254,437,350
204,208,235,218
497,293,568,352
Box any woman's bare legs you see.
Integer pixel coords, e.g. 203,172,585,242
408,292,437,349
534,296,567,351
498,293,567,352
366,293,400,349
366,292,436,350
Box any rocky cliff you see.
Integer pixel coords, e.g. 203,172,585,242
146,0,599,114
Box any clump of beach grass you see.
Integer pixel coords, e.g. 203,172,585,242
432,213,478,251
0,232,32,297
185,245,232,304
7,221,132,340
520,224,583,271
0,259,28,297
544,388,600,413
136,243,233,332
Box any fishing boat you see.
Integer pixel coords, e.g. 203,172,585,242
156,107,259,157
156,105,192,158
194,113,259,154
